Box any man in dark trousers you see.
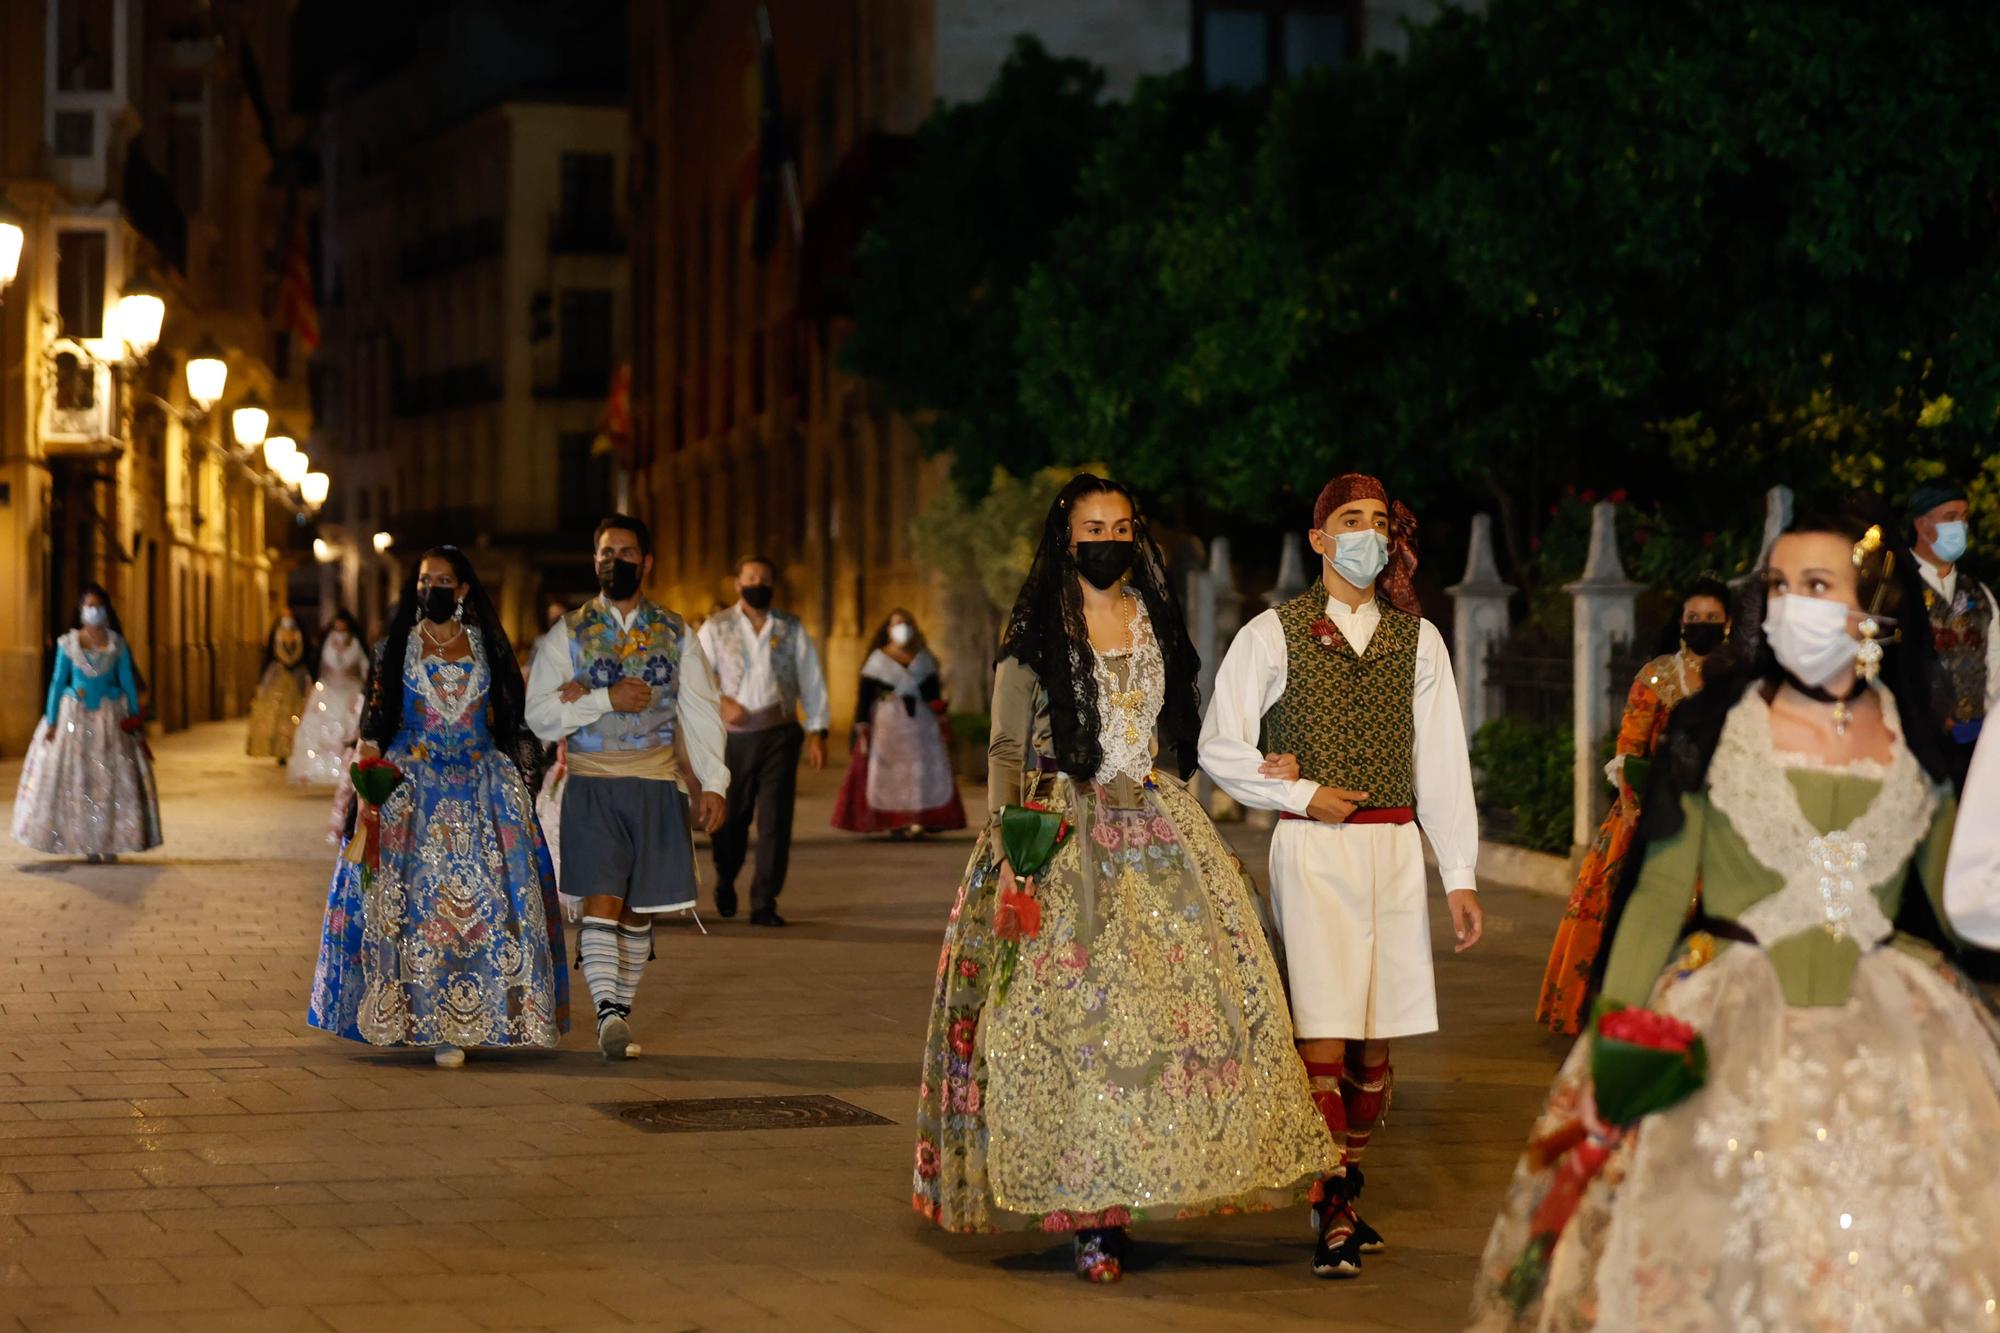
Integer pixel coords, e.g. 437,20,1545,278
697,555,829,926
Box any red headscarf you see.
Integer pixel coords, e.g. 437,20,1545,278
1312,472,1421,616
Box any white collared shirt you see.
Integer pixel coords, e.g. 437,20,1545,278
1916,554,2000,710
696,606,832,733
1198,590,1480,893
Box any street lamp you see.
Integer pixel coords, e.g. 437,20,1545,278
109,273,166,363
231,393,269,449
262,429,296,474
313,538,336,563
300,471,330,507
0,195,23,298
184,336,228,411
372,530,393,554
277,449,310,488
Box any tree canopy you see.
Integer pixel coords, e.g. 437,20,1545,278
845,2,2000,564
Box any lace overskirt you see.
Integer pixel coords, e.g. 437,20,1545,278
912,772,1335,1232
11,696,162,855
1471,941,2000,1331
246,663,310,757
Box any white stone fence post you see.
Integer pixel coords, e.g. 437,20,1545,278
1565,502,1642,854
1445,514,1515,741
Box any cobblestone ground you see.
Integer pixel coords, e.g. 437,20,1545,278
0,722,1568,1332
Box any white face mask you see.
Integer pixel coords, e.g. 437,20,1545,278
1325,529,1390,591
80,605,106,628
888,622,915,647
1764,594,1860,691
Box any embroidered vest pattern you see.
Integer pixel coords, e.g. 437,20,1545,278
565,600,684,753
1262,589,1420,807
1926,579,1990,723
712,605,803,717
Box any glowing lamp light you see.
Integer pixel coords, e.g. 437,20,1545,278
313,538,336,563
110,274,167,362
262,432,296,474
231,397,269,449
371,530,393,554
185,337,228,411
0,197,23,295
300,472,330,507
277,450,310,487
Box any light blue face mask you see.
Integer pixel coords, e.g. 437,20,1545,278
1933,519,1969,565
1325,529,1390,590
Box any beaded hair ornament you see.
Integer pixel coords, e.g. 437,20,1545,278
1844,524,1899,732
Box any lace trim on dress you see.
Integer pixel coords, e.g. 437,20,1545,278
1090,592,1165,786
1772,749,1892,781
1707,687,1934,948
62,630,122,678
405,626,488,727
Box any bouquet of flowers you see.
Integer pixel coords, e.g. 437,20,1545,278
990,803,1070,1002
1502,1001,1706,1312
339,757,406,870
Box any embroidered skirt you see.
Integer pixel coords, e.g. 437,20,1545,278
11,697,162,856
308,743,569,1049
1471,939,2000,1330
912,771,1334,1233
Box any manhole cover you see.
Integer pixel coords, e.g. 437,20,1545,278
603,1093,894,1133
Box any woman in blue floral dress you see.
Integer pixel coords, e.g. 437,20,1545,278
308,547,569,1068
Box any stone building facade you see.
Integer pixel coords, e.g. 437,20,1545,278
0,0,316,753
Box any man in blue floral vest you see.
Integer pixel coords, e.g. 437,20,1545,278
1909,480,1999,757
527,514,729,1059
697,555,830,926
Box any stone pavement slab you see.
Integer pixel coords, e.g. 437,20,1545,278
0,722,1570,1331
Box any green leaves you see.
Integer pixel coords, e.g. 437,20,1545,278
997,805,1069,880
847,0,2000,548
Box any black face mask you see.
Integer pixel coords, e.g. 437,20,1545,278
1074,540,1135,591
420,587,458,624
740,584,775,611
1682,622,1726,656
597,558,641,601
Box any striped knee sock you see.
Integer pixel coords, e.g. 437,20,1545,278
614,922,653,1015
1303,1058,1349,1159
1340,1055,1393,1166
578,922,624,1027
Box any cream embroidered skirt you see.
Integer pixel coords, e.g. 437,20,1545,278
1469,940,2000,1330
913,770,1335,1233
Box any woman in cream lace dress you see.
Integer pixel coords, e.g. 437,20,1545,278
912,475,1335,1283
1472,508,2000,1330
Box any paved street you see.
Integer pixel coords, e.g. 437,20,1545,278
0,723,1567,1332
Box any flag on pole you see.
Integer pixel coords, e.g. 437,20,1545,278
277,206,319,353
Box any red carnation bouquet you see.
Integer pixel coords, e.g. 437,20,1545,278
1501,1001,1706,1312
990,803,1070,1002
339,757,406,871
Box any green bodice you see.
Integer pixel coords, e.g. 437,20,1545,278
1600,768,1959,1008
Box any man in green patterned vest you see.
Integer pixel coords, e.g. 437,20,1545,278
1909,479,1998,757
1200,472,1482,1279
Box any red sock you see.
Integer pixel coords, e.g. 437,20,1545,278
1303,1057,1348,1160
1340,1051,1393,1166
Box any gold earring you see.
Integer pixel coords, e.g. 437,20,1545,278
1855,618,1883,685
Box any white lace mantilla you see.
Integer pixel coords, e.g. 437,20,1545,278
1707,688,1934,948
405,626,488,727
1090,591,1166,786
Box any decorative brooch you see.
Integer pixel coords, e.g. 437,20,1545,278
1308,616,1349,654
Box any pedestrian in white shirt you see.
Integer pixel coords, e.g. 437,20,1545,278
1907,480,1999,756
696,555,830,926
1198,471,1481,1278
525,514,729,1058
